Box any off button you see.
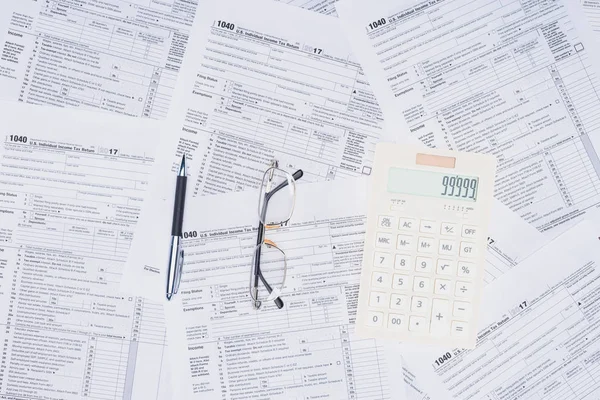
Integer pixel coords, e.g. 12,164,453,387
462,225,478,238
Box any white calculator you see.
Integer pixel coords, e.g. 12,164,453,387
356,143,496,348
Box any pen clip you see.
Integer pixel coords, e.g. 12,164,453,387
173,247,184,295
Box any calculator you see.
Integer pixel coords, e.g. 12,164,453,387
356,143,496,348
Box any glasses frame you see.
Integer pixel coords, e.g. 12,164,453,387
250,160,303,310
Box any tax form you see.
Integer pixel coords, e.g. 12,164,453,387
401,218,600,400
148,0,387,192
337,0,600,237
0,0,337,118
0,102,170,399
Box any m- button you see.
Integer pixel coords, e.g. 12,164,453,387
397,235,415,251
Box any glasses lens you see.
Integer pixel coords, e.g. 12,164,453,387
258,167,295,226
250,242,287,305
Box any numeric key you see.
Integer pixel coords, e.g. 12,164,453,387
390,294,408,310
395,254,411,270
373,252,391,268
415,256,433,272
366,311,383,327
388,314,405,330
413,277,431,293
393,274,410,290
369,292,388,308
372,271,390,288
411,296,429,313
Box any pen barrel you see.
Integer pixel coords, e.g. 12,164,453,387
171,176,187,236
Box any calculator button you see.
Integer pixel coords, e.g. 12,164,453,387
366,311,384,327
375,232,394,248
392,274,410,290
460,242,477,257
462,225,478,238
390,294,408,310
372,271,390,288
413,277,431,293
409,315,428,332
430,299,450,336
417,237,435,253
387,313,405,330
397,235,415,251
398,218,416,231
415,256,433,273
457,261,475,278
373,252,392,268
435,279,452,295
419,220,437,233
455,281,472,298
411,296,429,313
436,259,455,275
378,215,395,229
439,239,457,256
369,292,388,308
451,320,469,336
440,222,458,236
453,301,472,318
395,254,411,270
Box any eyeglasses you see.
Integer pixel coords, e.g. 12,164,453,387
250,160,303,310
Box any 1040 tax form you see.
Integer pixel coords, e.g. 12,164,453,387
0,0,340,118
338,0,600,237
149,0,388,193
0,102,170,399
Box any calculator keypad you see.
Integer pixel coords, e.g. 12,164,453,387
367,216,479,339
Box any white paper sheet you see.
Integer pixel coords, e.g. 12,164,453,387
0,102,170,399
401,217,600,399
337,0,600,238
0,0,339,118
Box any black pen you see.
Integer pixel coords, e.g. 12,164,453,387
166,155,187,300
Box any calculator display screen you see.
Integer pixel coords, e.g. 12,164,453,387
387,168,479,201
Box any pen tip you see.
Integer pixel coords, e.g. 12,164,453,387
166,293,173,301
179,155,186,175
